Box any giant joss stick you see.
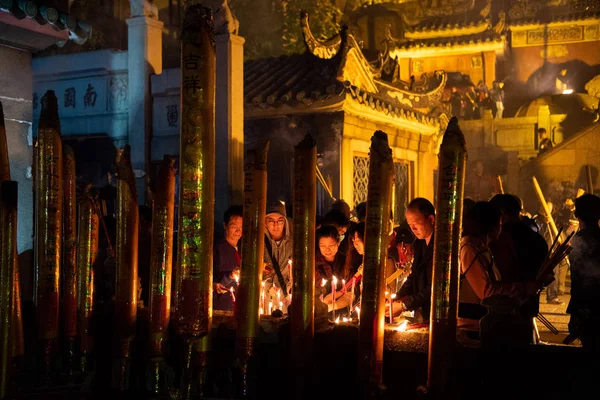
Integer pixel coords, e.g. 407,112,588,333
35,91,63,378
532,176,559,239
290,135,317,398
114,146,139,390
427,117,467,397
236,142,269,398
148,156,176,394
0,101,24,381
358,131,394,398
76,185,99,371
586,165,594,194
176,5,216,398
0,181,17,398
62,146,78,371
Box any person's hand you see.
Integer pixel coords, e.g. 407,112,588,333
214,283,228,294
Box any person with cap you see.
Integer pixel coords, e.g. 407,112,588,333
263,201,293,301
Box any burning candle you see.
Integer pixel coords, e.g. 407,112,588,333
260,307,263,315
268,301,273,315
342,279,346,291
230,286,236,303
390,293,396,323
279,301,283,312
277,288,281,305
332,276,337,321
356,306,360,323
350,277,356,314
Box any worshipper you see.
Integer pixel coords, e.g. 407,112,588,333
388,222,416,294
459,202,539,320
538,128,553,154
567,194,600,350
322,209,351,255
464,85,478,120
263,201,293,296
213,205,243,311
316,225,349,313
355,201,367,222
390,198,436,323
450,87,463,118
489,194,548,323
330,199,351,219
343,222,366,281
491,81,504,119
535,201,567,304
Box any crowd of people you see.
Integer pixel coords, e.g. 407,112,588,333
209,189,600,350
447,80,505,120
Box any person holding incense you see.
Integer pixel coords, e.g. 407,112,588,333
567,194,600,351
458,201,539,321
389,198,436,324
213,205,243,311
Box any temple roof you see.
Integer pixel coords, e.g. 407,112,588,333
391,31,503,51
509,9,600,27
243,13,447,133
0,0,91,46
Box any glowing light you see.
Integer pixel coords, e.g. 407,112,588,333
391,293,397,300
321,278,327,288
342,317,348,322
397,320,409,332
335,317,340,324
563,89,573,95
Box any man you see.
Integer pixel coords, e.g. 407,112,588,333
489,194,548,320
390,198,435,323
264,201,293,296
464,85,478,120
567,194,600,350
491,81,504,119
213,205,243,311
538,128,553,154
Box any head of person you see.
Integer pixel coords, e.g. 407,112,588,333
493,80,498,89
477,80,484,87
474,160,484,177
538,128,547,140
351,222,366,256
355,201,367,222
322,209,350,238
265,201,287,240
489,194,521,224
463,198,476,218
574,194,600,228
405,198,435,241
223,205,243,245
463,201,502,244
330,199,351,219
316,225,340,263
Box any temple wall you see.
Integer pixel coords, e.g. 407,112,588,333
519,123,600,214
399,51,496,88
511,39,600,87
32,50,129,145
0,45,34,253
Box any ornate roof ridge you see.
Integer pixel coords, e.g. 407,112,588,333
300,10,342,60
0,0,91,45
375,71,447,100
391,30,504,51
509,10,600,27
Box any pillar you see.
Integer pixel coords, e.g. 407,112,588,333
340,136,353,204
127,7,163,203
215,32,245,221
0,46,33,253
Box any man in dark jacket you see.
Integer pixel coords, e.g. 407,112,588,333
390,198,435,323
213,205,243,311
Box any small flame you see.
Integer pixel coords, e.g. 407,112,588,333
335,316,340,324
332,276,337,285
342,317,348,322
391,293,397,300
321,278,327,288
563,89,573,94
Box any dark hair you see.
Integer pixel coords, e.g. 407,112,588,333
316,225,340,243
138,205,152,223
223,205,243,225
538,128,547,135
463,198,476,218
463,201,501,238
352,221,365,242
342,221,366,281
575,194,600,224
331,199,351,218
489,194,521,217
406,197,435,218
322,209,350,228
355,202,367,221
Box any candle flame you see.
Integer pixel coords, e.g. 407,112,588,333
321,278,327,287
342,317,348,322
332,276,337,285
391,293,397,299
335,317,340,324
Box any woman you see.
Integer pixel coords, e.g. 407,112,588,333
459,201,537,320
315,225,346,283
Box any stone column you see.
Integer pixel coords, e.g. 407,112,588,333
215,32,245,221
0,46,33,254
127,4,163,204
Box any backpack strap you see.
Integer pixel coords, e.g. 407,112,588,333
460,244,490,284
264,234,288,297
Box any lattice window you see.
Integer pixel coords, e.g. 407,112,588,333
353,155,411,224
353,156,370,207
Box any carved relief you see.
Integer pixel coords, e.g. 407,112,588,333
471,56,483,69
512,30,527,47
584,24,599,41
108,74,128,111
412,60,423,74
527,26,583,45
508,0,539,20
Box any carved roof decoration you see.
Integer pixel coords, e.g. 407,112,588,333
0,0,91,45
508,10,600,27
390,31,504,52
243,17,446,131
301,11,341,60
